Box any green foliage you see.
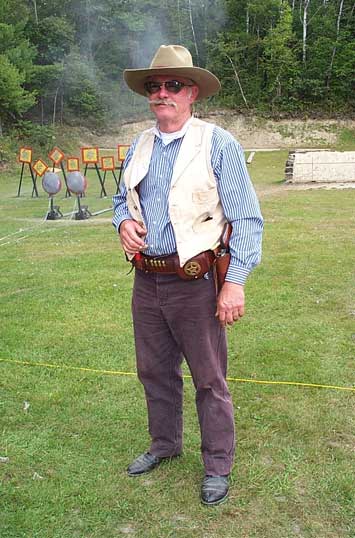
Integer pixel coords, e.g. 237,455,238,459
0,133,18,164
246,0,284,37
0,8,37,130
13,119,55,148
330,35,355,103
63,52,106,122
26,16,75,65
210,0,354,114
0,0,30,25
30,63,64,92
0,22,37,79
0,55,36,124
262,2,300,108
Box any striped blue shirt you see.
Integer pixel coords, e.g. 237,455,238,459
112,121,263,285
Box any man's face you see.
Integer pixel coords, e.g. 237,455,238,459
145,75,199,126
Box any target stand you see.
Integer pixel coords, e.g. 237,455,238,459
67,172,91,220
75,197,92,220
47,198,63,220
100,156,118,195
17,147,39,197
48,147,71,197
81,147,107,198
42,171,63,220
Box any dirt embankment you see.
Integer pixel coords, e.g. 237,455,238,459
80,112,355,150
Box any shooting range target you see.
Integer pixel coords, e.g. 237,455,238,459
118,145,130,162
19,147,33,164
81,147,99,164
32,159,48,177
67,171,88,195
67,157,80,172
48,146,65,165
42,171,62,195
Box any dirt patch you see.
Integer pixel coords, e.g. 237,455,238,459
197,113,346,149
79,112,355,150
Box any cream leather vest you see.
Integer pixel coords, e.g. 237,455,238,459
124,117,226,266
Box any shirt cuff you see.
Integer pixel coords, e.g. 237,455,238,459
225,259,250,286
112,213,131,233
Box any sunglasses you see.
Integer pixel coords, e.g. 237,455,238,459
144,80,194,95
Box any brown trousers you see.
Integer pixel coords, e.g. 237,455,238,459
132,269,235,476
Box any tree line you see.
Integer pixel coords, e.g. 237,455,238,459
0,0,354,136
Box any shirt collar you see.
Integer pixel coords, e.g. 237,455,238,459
153,116,194,146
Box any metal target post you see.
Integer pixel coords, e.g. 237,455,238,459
42,171,63,220
100,155,118,195
60,162,71,197
17,147,39,197
81,147,107,198
47,196,63,219
32,173,39,198
75,192,91,219
31,170,39,198
32,159,49,197
48,147,71,198
66,171,91,220
17,162,26,197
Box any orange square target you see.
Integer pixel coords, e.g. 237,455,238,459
32,159,48,177
49,146,65,165
101,156,115,171
67,157,80,172
81,147,99,164
117,145,130,162
19,147,33,164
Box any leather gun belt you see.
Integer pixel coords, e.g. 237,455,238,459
132,250,216,281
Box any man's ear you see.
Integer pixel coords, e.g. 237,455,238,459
190,85,199,102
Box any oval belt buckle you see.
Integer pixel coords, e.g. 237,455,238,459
183,260,202,278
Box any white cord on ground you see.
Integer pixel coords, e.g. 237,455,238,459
1,201,112,247
0,205,49,243
91,207,113,216
0,199,78,247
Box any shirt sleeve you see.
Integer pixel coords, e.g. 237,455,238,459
212,128,264,286
112,141,136,232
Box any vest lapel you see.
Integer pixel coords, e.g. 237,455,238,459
170,121,203,187
125,130,155,189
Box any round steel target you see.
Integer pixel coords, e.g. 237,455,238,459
67,172,88,195
42,171,62,195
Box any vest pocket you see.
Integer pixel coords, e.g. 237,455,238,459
192,215,216,233
192,188,217,204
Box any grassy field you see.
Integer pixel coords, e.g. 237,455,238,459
0,146,354,538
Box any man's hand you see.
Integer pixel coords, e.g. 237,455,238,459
216,282,245,327
119,219,147,255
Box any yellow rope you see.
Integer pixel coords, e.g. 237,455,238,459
1,357,354,392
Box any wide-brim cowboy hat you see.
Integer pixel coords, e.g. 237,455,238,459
123,45,221,100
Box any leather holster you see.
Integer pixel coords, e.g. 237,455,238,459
214,223,232,293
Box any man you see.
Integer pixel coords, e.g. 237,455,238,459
112,45,263,506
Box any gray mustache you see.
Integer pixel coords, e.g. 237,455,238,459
149,99,177,108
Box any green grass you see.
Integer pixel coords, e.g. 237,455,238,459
336,127,355,150
1,151,355,538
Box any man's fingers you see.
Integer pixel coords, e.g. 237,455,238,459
216,306,244,326
235,306,245,318
120,221,147,253
120,234,140,251
216,282,245,326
